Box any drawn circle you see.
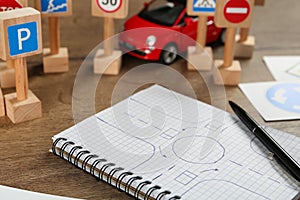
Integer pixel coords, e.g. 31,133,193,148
97,0,122,13
266,83,300,113
173,136,225,164
224,0,250,23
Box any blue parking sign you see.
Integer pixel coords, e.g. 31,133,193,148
193,0,216,13
8,22,38,56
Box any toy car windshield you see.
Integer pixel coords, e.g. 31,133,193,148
138,1,185,26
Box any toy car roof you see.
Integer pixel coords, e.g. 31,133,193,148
167,0,187,5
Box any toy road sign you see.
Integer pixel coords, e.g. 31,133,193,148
0,8,42,60
0,0,22,12
187,0,216,16
8,21,39,57
215,0,254,28
224,0,250,23
35,0,72,17
92,0,128,19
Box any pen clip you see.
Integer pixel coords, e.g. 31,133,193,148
267,152,274,160
252,125,264,133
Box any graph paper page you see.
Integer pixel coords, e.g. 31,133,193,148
54,85,300,200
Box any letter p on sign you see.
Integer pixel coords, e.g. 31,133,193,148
0,8,42,60
17,28,31,50
9,22,37,56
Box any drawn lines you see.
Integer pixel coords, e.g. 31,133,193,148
229,160,243,167
168,165,176,171
129,97,198,123
181,179,270,199
153,173,163,181
248,168,264,176
268,177,280,184
175,170,198,185
123,112,162,131
160,128,180,140
123,111,135,118
205,121,224,131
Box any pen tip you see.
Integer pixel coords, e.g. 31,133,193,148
228,100,235,107
228,101,239,112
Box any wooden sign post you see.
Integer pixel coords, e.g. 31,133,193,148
36,0,72,73
0,8,43,123
254,0,265,6
234,0,264,58
213,0,254,85
0,0,28,88
186,0,216,71
234,27,255,58
92,0,128,75
0,87,4,117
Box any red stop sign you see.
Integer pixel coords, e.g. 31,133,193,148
224,0,250,24
0,0,23,12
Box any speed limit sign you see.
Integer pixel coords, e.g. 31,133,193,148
92,0,128,18
97,0,122,13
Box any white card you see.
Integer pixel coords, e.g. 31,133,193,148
0,185,82,200
263,56,300,81
239,81,300,121
287,62,300,78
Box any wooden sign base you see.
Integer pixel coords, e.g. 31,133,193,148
234,35,255,59
0,62,6,69
0,88,4,117
94,49,121,75
43,47,69,73
5,90,42,124
0,60,15,88
0,68,16,88
43,17,69,73
187,46,213,71
213,60,241,86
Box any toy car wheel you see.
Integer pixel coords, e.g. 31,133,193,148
160,44,178,64
219,29,226,44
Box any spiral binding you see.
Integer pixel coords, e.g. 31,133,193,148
74,150,90,167
68,145,82,162
116,171,133,190
125,176,142,193
144,185,161,200
90,158,107,176
52,137,181,200
82,154,98,171
156,190,171,200
60,141,74,159
107,167,124,185
134,181,152,198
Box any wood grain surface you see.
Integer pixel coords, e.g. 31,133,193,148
0,0,299,199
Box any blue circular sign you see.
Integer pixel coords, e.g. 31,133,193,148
266,83,300,113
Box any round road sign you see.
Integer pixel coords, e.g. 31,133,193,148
224,0,250,23
97,0,122,13
0,0,22,12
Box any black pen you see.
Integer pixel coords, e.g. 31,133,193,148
229,101,300,182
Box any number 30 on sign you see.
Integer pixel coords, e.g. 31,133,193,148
97,0,122,13
92,0,128,19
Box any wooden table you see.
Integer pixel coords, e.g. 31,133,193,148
0,1,299,199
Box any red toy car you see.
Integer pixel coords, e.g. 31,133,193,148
119,0,224,64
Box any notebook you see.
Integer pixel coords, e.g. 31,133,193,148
52,85,300,200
